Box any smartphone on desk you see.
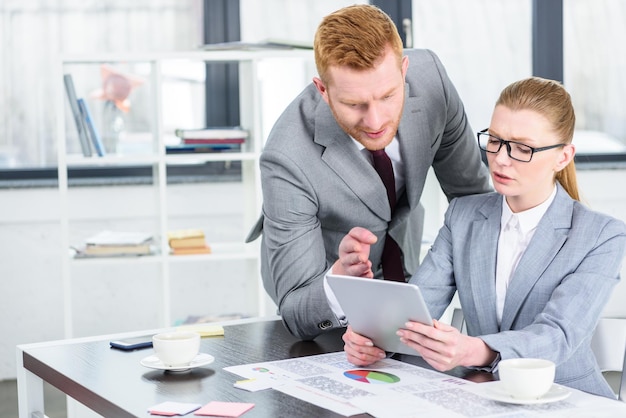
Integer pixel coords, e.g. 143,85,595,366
110,336,153,351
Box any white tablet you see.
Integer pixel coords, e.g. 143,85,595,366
327,274,433,356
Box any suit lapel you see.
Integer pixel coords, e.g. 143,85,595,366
314,103,390,219
500,186,573,330
397,83,431,210
469,195,502,334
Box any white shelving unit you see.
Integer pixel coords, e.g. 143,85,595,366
55,50,314,338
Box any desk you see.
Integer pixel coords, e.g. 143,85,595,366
17,317,626,417
17,317,366,417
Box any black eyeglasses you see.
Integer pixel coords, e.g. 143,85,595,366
477,128,565,162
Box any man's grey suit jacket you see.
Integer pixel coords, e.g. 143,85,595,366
248,49,491,340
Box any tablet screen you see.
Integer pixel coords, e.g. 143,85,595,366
327,274,433,356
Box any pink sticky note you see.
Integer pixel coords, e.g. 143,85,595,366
194,401,255,417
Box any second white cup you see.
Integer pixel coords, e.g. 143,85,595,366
498,358,555,399
152,331,200,367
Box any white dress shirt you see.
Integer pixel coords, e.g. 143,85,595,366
495,186,557,325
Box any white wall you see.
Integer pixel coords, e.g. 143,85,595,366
0,181,259,380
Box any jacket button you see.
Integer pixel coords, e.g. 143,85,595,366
318,320,333,330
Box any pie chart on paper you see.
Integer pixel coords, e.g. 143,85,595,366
343,369,401,384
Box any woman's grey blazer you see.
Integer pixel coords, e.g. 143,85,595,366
411,184,626,398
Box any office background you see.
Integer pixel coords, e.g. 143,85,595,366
1,0,625,383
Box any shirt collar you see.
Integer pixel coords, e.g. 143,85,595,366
500,185,557,235
351,136,401,164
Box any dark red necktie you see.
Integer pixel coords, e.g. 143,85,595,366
370,149,405,282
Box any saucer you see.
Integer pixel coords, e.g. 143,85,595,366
472,381,571,405
140,353,215,372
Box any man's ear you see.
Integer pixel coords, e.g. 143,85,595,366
401,55,409,79
313,77,329,104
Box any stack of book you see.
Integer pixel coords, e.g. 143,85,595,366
166,126,248,154
76,230,154,257
167,229,212,255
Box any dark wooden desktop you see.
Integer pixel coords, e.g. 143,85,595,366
19,318,490,417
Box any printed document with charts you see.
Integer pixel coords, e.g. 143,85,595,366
224,351,624,417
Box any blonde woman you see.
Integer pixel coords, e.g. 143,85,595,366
338,77,626,398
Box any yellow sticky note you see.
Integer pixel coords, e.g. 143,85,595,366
234,378,274,392
176,323,224,337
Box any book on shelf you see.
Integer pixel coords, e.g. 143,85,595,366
167,228,205,248
85,230,153,246
171,245,212,255
167,229,211,255
165,143,240,154
174,126,248,141
77,98,106,157
169,236,207,249
167,229,204,240
77,243,153,257
63,74,93,157
182,137,245,145
74,230,155,258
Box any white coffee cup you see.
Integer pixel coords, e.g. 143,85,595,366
152,331,200,367
498,358,556,399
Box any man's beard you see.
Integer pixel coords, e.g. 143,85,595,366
328,102,403,151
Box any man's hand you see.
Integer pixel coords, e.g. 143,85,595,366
332,227,377,278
